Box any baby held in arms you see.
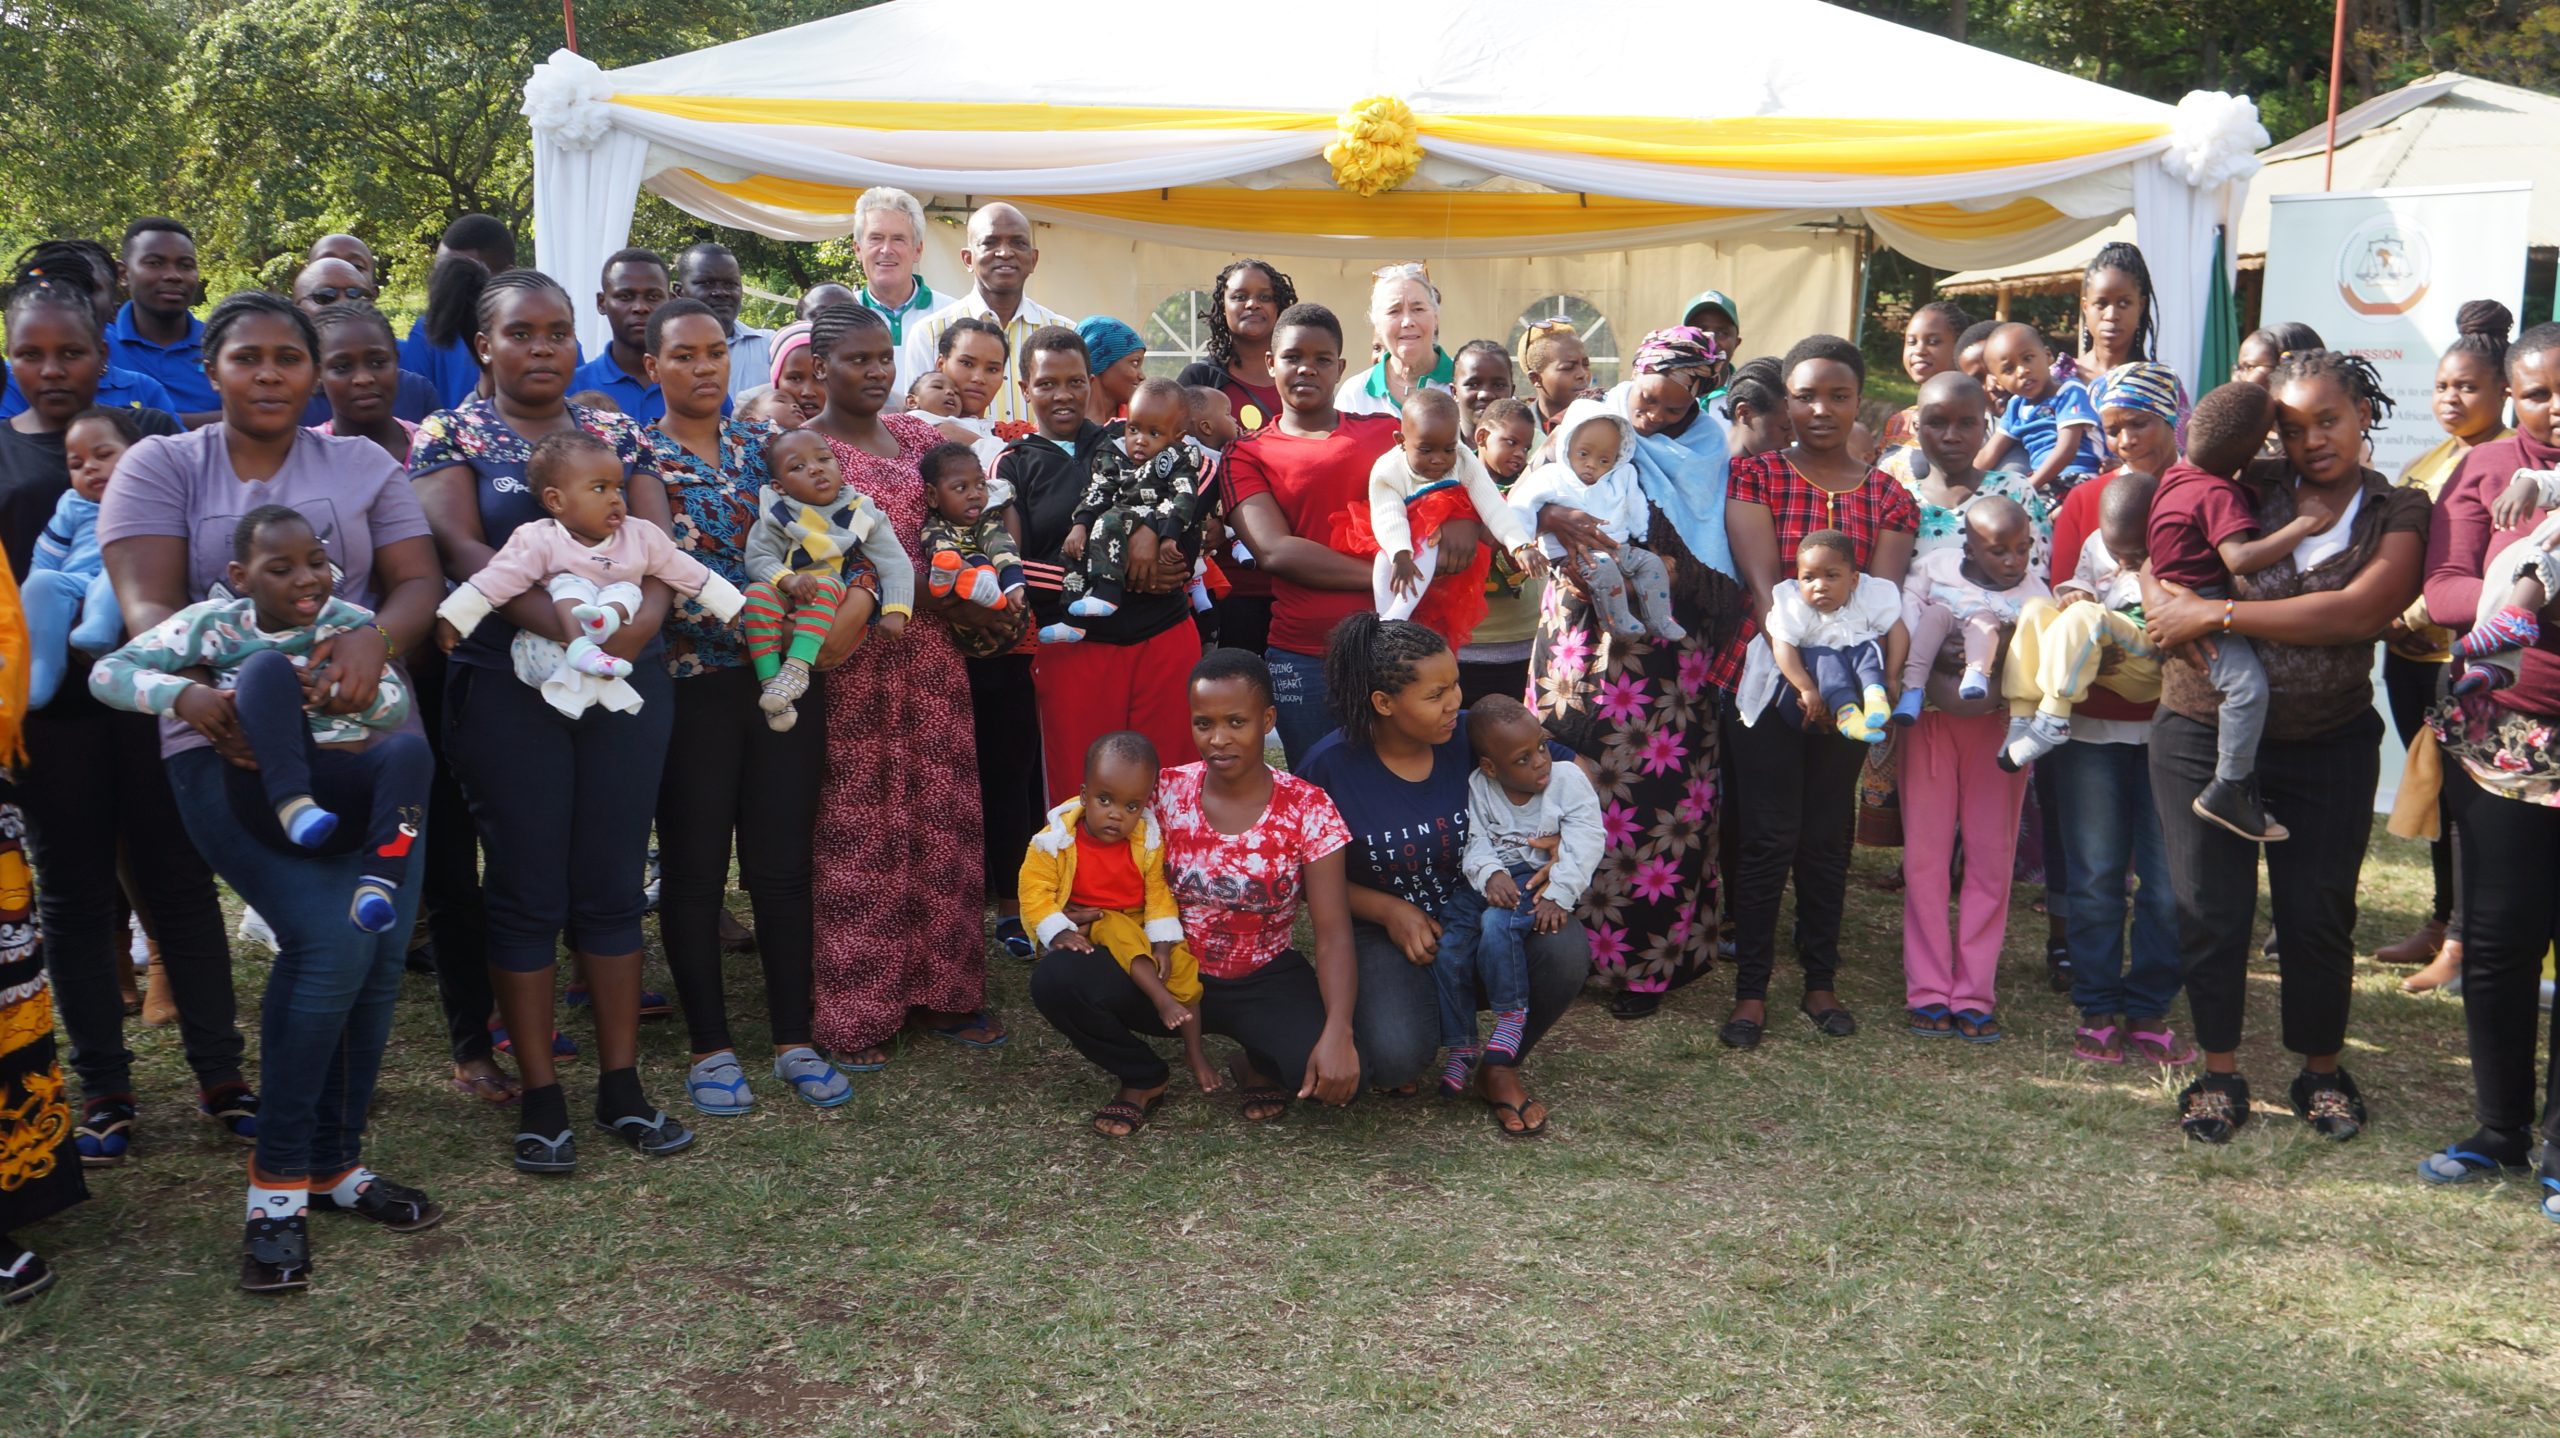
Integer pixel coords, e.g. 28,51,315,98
1763,530,1909,744
1367,389,1542,621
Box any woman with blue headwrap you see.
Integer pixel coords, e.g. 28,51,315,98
1525,326,1745,1020
1078,316,1147,426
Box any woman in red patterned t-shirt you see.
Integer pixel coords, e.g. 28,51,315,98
1718,336,1920,1050
1027,648,1361,1133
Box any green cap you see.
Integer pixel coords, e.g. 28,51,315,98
1682,289,1740,329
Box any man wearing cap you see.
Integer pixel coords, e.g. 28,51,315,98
1679,288,1743,420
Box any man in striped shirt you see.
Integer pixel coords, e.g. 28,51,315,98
897,202,1071,428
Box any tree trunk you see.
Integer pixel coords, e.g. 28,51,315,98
1947,0,1966,43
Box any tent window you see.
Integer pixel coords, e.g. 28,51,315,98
1147,289,1214,377
1508,295,1620,390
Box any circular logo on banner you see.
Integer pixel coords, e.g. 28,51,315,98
2336,214,2433,319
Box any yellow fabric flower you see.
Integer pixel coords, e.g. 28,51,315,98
1325,96,1423,197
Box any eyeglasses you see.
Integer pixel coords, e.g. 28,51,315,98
302,286,375,306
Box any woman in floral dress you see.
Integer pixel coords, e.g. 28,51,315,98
1528,328,1743,1020
797,304,1006,1068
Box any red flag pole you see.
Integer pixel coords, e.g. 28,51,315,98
2323,0,2347,189
561,0,579,52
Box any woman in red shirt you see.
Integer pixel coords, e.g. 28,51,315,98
1719,335,1919,1050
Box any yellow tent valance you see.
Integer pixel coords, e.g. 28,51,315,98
624,96,2166,177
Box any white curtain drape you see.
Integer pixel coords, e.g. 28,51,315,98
532,125,652,356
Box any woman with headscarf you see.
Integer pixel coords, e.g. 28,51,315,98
1080,316,1146,426
1526,326,1744,1019
765,321,820,427
2036,360,2191,1065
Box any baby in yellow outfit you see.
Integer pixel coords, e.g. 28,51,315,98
1018,731,1216,1092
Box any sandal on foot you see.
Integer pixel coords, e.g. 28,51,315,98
238,1214,310,1294
0,1250,56,1306
1229,1061,1289,1122
199,1084,260,1143
1718,1016,1764,1049
2418,1139,2529,1185
1092,1091,1166,1138
2045,942,2074,994
2540,1172,2560,1226
2071,1023,2123,1064
773,1047,852,1109
2124,1027,2197,1066
1951,1009,2003,1045
994,915,1035,959
74,1095,135,1167
685,1054,756,1116
598,1110,695,1157
514,1129,577,1174
922,1011,1009,1049
448,1071,521,1106
490,1024,578,1060
2289,1068,2367,1142
311,1174,445,1232
1487,1098,1548,1139
1908,1004,1954,1038
1801,1002,1858,1038
834,1046,890,1074
2177,1072,2252,1144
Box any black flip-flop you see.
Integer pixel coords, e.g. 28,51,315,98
1487,1098,1548,1138
1718,1016,1764,1049
513,1128,577,1175
1801,1002,1858,1038
598,1110,695,1157
1608,989,1664,1021
1091,1091,1167,1138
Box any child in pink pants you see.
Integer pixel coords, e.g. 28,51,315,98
1900,707,2030,1043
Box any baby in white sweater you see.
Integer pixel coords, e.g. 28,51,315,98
1365,389,1541,620
1506,397,1681,644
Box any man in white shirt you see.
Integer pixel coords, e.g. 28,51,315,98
674,242,773,398
898,202,1070,426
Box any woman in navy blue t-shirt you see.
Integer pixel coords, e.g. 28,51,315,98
1296,613,1588,1135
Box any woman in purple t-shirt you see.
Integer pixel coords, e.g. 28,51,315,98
100,291,447,1293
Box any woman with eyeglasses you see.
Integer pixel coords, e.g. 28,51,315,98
1335,264,1453,418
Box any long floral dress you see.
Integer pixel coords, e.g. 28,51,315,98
809,414,988,1052
1529,510,1738,996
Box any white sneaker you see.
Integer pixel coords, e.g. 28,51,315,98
129,913,151,969
237,907,279,955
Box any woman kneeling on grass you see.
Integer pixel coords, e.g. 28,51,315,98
1030,648,1360,1133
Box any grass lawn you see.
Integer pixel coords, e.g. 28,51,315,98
11,819,2560,1436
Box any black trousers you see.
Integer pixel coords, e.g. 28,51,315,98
408,650,496,1064
2150,708,2377,1057
2445,767,2560,1140
1722,698,1866,1002
2382,651,2459,932
1211,594,1273,660
21,694,241,1098
1032,947,1331,1092
656,665,823,1054
968,653,1045,901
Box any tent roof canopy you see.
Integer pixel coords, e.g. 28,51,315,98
1939,72,2560,298
544,0,2206,265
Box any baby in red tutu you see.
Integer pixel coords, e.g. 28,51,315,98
1335,390,1541,648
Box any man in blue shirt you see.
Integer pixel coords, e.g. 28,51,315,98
290,257,439,426
570,247,690,423
106,217,219,423
401,214,517,408
671,242,772,399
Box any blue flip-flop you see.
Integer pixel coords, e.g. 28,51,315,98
923,1011,1009,1050
685,1055,755,1116
1951,1009,2004,1045
2417,1147,2522,1185
2541,1176,2560,1225
774,1047,853,1109
993,916,1035,960
1907,1004,1953,1038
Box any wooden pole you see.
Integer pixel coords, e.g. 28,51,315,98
561,0,579,52
2324,0,2348,189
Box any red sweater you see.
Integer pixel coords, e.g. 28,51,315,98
2046,469,2154,723
2426,429,2560,718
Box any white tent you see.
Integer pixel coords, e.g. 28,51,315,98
521,0,2266,376
1940,72,2560,307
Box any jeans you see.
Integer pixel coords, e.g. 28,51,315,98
1265,646,1334,768
169,748,424,1180
2445,768,2560,1141
2150,709,2376,1057
1774,639,1884,729
229,650,431,865
2044,738,2181,1022
1351,916,1588,1088
1430,870,1538,1048
21,694,242,1100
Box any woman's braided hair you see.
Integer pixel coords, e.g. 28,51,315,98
2268,348,2395,432
1323,612,1448,751
1202,259,1298,371
2080,241,2160,361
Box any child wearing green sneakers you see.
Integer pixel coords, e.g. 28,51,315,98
1763,529,1909,743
